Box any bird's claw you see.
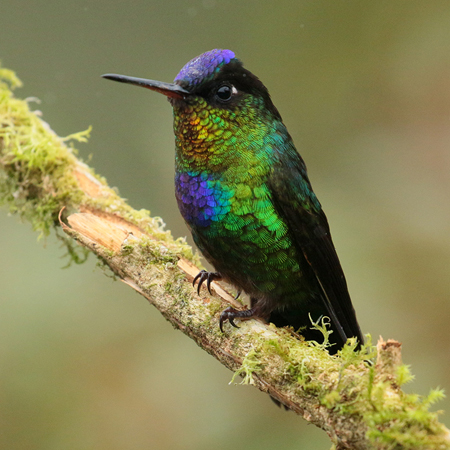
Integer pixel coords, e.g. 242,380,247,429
192,270,221,295
219,305,258,333
219,307,241,333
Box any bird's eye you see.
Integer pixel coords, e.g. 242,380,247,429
215,85,234,102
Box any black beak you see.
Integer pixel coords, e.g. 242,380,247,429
102,74,190,100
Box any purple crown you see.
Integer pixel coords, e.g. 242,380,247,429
174,49,236,86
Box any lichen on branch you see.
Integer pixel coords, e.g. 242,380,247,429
0,65,449,450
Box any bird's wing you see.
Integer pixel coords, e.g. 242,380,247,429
268,148,363,346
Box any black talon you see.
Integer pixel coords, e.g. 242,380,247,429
192,270,221,296
234,290,242,300
193,270,208,295
220,307,240,333
219,306,258,332
192,271,201,286
206,275,213,295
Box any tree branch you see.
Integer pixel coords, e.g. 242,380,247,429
1,66,449,450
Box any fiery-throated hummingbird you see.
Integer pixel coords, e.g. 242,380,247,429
103,49,363,352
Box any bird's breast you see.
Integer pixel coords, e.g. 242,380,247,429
175,170,313,303
175,171,233,227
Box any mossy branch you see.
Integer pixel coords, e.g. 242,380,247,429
1,66,449,450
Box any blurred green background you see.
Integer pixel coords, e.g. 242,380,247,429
1,1,450,449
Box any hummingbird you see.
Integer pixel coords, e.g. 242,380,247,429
103,49,363,352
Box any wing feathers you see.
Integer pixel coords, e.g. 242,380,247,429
268,158,363,347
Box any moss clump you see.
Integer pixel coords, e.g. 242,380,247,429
365,386,446,449
0,67,85,237
56,230,90,267
137,237,178,266
230,347,261,385
230,324,447,449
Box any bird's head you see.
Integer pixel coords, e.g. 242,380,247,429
103,49,284,166
104,49,279,115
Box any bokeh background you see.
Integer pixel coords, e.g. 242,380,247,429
1,1,450,449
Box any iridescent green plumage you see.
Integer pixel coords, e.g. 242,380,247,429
103,49,363,352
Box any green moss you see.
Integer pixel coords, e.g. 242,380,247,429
228,316,446,448
365,386,447,449
201,300,222,328
396,364,415,387
321,390,342,409
120,244,135,257
0,66,85,238
137,237,178,266
307,314,335,351
230,347,261,385
56,230,90,267
230,325,447,449
0,67,22,89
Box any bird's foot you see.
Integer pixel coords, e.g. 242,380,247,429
193,270,222,295
219,306,257,333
